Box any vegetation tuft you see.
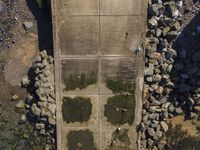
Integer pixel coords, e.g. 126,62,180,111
64,72,97,91
106,78,135,94
67,129,96,150
62,97,92,123
104,94,135,125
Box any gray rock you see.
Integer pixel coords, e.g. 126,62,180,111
155,130,163,139
156,28,162,37
34,56,42,63
48,103,56,115
146,76,153,83
23,21,33,30
160,121,168,132
11,95,19,101
157,142,166,150
31,103,41,116
151,120,159,128
148,17,158,27
41,108,52,118
142,114,149,122
20,114,27,123
147,127,155,137
152,132,161,142
168,104,175,113
48,117,56,125
147,138,154,148
178,83,191,93
179,49,187,59
21,76,30,87
148,4,159,16
162,102,170,109
193,106,200,113
42,69,51,77
15,100,25,110
175,107,183,114
153,74,162,82
174,63,184,71
0,1,5,14
40,50,48,59
48,56,54,64
160,97,168,104
187,65,198,75
145,63,154,76
180,73,189,80
176,1,183,8
35,123,45,130
144,101,150,110
192,52,200,61
167,64,173,73
149,106,157,113
188,98,195,107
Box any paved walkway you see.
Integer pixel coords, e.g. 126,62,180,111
51,0,147,149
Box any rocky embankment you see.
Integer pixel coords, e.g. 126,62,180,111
140,0,200,149
21,50,56,146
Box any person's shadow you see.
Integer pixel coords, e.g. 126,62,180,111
170,11,200,119
26,0,53,56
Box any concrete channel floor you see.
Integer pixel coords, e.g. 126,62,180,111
51,0,147,149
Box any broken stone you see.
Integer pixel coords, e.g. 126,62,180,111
160,121,168,132
11,95,19,101
31,103,41,116
15,100,25,109
23,21,33,30
21,76,30,87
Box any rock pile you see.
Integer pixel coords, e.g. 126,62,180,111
140,0,200,149
21,50,56,144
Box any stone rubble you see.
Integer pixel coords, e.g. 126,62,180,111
21,50,56,144
140,0,200,149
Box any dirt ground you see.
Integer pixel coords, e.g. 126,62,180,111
0,0,53,149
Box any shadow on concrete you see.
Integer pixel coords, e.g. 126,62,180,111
26,0,53,56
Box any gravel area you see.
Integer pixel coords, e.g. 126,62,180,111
140,0,200,149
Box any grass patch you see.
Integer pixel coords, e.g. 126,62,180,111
104,94,135,125
67,129,96,150
64,72,97,91
62,97,92,123
106,78,135,94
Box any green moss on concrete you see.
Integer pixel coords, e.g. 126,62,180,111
62,97,92,123
64,72,97,91
108,129,130,149
104,94,135,125
117,129,130,145
67,129,96,150
106,78,135,94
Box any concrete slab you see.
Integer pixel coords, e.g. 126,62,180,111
51,0,147,149
100,0,142,15
100,16,142,56
100,57,136,94
58,16,99,55
61,95,98,128
57,0,99,15
61,59,98,94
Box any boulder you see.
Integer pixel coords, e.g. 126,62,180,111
147,127,155,137
21,76,30,87
15,100,25,109
11,95,19,101
23,21,33,30
31,103,41,116
160,121,168,132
